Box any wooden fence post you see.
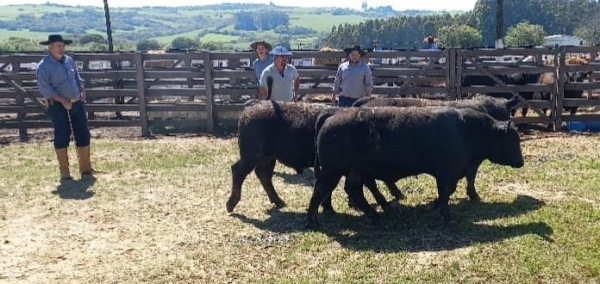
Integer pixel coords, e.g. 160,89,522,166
204,51,215,133
454,48,463,99
555,47,567,131
134,52,150,137
446,48,457,100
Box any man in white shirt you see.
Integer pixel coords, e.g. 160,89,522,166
259,46,300,102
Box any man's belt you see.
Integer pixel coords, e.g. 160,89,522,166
42,97,82,108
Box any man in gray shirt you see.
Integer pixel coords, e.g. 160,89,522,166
258,46,300,102
332,45,374,107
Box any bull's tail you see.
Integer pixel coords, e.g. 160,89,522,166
266,76,274,100
313,108,340,178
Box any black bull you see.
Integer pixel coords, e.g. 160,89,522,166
307,106,524,229
226,94,518,213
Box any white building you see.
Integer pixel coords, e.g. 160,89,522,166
543,35,584,47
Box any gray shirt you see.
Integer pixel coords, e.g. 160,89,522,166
333,61,373,99
259,63,299,102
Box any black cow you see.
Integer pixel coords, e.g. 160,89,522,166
307,106,524,229
313,94,519,211
347,94,519,202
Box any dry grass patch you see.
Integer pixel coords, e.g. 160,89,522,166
1,133,599,282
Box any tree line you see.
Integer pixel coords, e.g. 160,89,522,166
323,0,600,49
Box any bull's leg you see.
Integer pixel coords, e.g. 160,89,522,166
227,159,256,212
255,158,286,209
345,171,380,224
435,178,458,224
321,192,336,213
465,163,482,202
306,171,343,230
361,178,390,210
384,180,405,200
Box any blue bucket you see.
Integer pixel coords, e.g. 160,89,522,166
567,121,586,132
586,121,600,132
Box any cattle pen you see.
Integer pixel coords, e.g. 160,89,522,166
1,46,600,139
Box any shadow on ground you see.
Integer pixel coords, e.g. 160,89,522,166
230,194,553,253
52,175,96,200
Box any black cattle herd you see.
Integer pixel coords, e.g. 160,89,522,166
226,67,591,230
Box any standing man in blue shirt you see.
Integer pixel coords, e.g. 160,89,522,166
332,45,374,107
371,39,383,64
36,34,94,180
250,40,274,85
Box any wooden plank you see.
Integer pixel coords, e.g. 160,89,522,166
135,52,150,137
563,98,600,107
143,70,205,79
562,46,600,54
204,52,215,133
556,49,567,130
563,82,600,91
461,48,556,57
563,64,600,73
460,84,553,93
510,116,550,125
0,120,139,129
461,66,555,75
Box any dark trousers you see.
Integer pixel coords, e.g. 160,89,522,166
338,96,359,107
48,101,90,149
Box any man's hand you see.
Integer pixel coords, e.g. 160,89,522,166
62,100,73,110
80,88,86,101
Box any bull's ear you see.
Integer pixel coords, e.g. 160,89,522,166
506,95,519,110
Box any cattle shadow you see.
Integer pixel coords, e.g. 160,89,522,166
274,168,315,186
230,195,553,253
51,176,96,200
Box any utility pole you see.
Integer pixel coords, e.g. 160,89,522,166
495,0,504,49
103,0,114,52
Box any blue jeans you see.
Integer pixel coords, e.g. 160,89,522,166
338,96,359,107
48,100,90,149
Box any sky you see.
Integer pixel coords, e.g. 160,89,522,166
0,0,478,12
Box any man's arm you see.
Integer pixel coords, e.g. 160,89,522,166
332,65,343,101
258,69,269,99
364,65,374,96
292,67,300,101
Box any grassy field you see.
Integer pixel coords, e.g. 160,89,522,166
0,130,599,282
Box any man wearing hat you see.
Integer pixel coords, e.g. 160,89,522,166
258,46,300,102
250,40,274,85
371,39,383,64
332,45,374,107
36,34,94,180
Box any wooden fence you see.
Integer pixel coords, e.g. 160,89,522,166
1,46,599,139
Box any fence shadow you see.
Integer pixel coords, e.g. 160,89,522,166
51,175,96,200
230,194,552,253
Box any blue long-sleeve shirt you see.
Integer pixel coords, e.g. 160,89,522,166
36,54,83,99
252,55,274,85
332,61,374,99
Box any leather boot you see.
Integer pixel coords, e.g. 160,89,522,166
77,146,94,175
55,148,72,180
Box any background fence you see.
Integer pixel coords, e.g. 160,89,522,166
1,46,599,139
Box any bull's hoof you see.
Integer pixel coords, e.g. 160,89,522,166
305,220,322,231
273,199,287,209
347,200,361,211
321,206,336,214
468,193,481,202
430,198,440,209
226,196,239,213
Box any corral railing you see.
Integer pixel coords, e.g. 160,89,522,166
0,47,599,139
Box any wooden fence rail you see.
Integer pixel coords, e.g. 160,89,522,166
1,47,600,139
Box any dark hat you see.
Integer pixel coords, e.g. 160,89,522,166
372,39,380,44
39,34,73,45
343,45,367,57
250,40,272,51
